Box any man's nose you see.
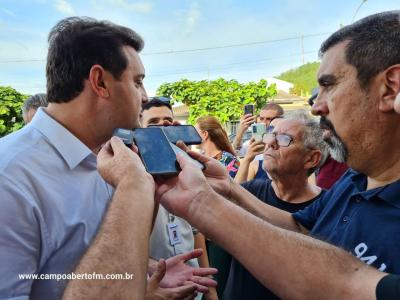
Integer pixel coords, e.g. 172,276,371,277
311,94,329,116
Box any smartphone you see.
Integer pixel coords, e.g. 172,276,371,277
251,123,266,142
244,104,254,116
113,128,135,147
150,125,202,145
169,142,205,170
134,127,180,177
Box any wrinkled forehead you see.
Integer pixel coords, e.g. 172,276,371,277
273,119,303,137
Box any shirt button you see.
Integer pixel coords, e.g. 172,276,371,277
343,216,350,222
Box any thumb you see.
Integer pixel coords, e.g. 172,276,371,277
109,136,127,155
148,259,166,288
175,152,194,169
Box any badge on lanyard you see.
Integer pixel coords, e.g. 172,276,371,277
167,222,182,246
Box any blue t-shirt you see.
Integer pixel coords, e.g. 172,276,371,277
293,169,400,273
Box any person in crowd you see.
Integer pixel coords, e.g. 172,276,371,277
195,116,240,178
21,93,47,124
194,115,240,298
141,98,216,300
0,17,216,300
233,103,284,157
224,114,326,300
154,10,400,300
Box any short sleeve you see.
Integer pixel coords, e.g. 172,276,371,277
292,192,329,230
0,176,42,299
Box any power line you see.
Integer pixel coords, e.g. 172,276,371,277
0,32,330,63
142,32,330,55
148,50,318,77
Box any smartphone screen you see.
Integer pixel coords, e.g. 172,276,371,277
150,125,202,145
169,142,205,170
251,123,266,142
134,127,179,176
244,104,254,116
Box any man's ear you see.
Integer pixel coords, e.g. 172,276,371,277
304,149,322,173
88,65,110,98
379,64,400,112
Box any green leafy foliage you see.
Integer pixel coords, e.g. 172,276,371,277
277,62,320,96
0,86,28,137
156,78,277,124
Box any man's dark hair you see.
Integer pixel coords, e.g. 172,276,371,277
22,93,47,113
261,102,284,115
320,10,400,89
46,17,144,103
142,99,173,113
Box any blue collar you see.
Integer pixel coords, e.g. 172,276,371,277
30,108,93,169
350,170,400,208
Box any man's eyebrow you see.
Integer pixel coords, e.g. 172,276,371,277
148,117,159,123
318,74,337,86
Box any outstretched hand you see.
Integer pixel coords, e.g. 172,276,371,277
160,249,218,294
146,259,198,300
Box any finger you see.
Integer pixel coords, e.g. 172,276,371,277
148,259,166,288
174,248,203,262
186,150,211,164
190,275,218,288
185,281,210,294
175,152,197,169
155,179,177,199
130,143,139,154
109,136,128,155
97,140,112,160
176,140,189,152
192,267,218,277
162,120,174,126
171,284,197,298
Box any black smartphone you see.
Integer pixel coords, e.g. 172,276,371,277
134,127,180,177
113,128,135,147
244,104,254,116
150,125,202,145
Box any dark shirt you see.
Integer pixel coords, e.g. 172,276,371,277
293,169,400,273
223,179,325,300
316,156,348,190
376,274,400,300
254,160,268,180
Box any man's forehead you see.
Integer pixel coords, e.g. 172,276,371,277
274,119,302,135
123,46,145,76
142,106,173,118
317,41,348,79
260,109,279,116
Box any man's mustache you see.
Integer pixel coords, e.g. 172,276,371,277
320,116,335,132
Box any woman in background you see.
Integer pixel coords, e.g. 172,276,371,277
195,116,240,299
195,116,240,178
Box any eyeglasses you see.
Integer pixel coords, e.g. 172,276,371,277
262,132,293,147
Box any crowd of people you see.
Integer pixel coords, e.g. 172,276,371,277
0,9,400,300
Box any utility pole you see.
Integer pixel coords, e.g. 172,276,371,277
301,34,304,65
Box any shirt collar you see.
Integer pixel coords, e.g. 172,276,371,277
30,108,93,169
350,170,400,208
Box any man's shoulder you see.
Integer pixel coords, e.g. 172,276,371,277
0,126,60,179
241,179,272,197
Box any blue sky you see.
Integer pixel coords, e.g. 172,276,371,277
0,0,399,95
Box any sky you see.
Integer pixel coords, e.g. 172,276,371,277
0,0,399,96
